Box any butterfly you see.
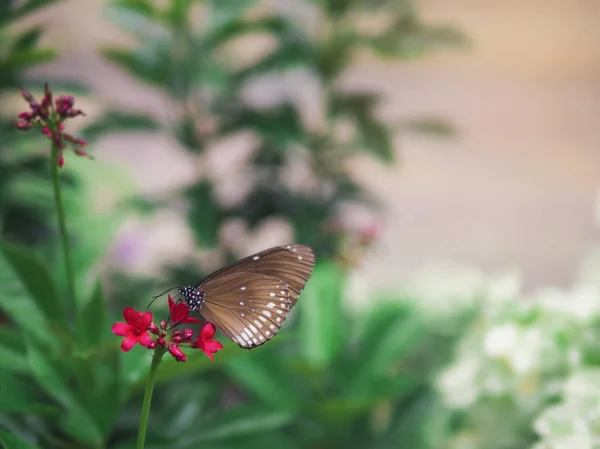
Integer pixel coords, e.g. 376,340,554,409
177,244,315,349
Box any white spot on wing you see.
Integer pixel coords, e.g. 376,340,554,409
253,256,259,260
259,335,265,341
276,309,283,315
269,325,275,330
240,286,246,291
267,302,275,308
276,317,281,322
298,256,303,260
259,316,267,322
252,338,258,344
262,310,271,318
254,319,262,328
239,301,244,306
280,290,286,295
249,324,258,333
240,313,245,317
269,292,275,297
266,330,271,336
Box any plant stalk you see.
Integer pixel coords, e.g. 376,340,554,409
137,348,164,449
50,144,76,312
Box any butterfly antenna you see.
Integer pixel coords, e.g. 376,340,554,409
147,286,179,310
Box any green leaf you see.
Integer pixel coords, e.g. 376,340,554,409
298,262,345,367
330,91,395,162
0,428,42,449
77,281,107,349
219,103,305,148
0,342,28,375
25,337,104,445
206,0,258,26
102,48,170,87
185,181,222,248
180,406,294,446
205,17,290,50
225,349,299,409
1,0,63,25
1,242,65,327
81,110,160,143
2,49,56,70
0,374,56,415
11,27,43,51
0,249,53,344
347,302,424,397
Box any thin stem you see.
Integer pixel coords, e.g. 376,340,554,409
136,348,164,449
50,144,76,312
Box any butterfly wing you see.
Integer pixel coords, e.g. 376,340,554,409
197,244,315,349
200,272,294,348
200,244,315,306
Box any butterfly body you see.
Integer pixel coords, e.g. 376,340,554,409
179,244,315,349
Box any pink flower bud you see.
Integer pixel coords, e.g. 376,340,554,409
181,328,194,341
57,154,65,168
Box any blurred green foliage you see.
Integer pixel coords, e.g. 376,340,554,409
89,0,462,276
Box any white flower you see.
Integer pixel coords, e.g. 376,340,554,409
437,357,480,408
483,324,519,358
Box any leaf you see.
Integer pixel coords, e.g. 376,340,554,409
180,407,294,446
206,0,259,27
0,341,28,375
102,48,170,87
298,262,345,367
185,181,222,248
77,281,107,349
347,302,424,398
24,337,104,445
0,249,53,344
0,374,56,415
0,428,42,449
1,0,63,25
330,91,395,162
219,103,305,148
10,27,43,51
2,49,56,70
1,242,65,327
225,348,300,409
205,17,290,50
80,110,160,144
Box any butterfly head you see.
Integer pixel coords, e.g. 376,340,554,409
179,286,206,312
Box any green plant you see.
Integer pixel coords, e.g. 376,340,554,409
89,0,463,282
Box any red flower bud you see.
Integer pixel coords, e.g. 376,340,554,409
19,87,34,102
18,111,34,120
148,324,159,335
168,344,186,362
14,120,32,130
160,320,167,330
57,154,65,168
181,328,194,341
157,337,166,346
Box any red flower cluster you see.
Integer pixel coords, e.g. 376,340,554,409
14,83,92,167
111,295,224,362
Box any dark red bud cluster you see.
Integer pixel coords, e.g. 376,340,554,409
14,83,91,168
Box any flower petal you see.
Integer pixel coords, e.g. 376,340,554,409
111,322,131,337
205,340,224,353
201,322,216,340
168,295,175,313
139,311,153,330
172,302,189,322
123,307,138,325
137,332,154,348
201,348,215,361
121,336,138,352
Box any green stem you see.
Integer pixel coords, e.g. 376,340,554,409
137,348,164,449
50,144,76,312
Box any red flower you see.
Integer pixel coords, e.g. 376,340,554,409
111,308,154,352
192,322,224,361
168,295,201,325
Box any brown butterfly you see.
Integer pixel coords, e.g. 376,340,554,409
178,244,315,349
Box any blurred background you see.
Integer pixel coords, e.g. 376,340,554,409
2,0,600,448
